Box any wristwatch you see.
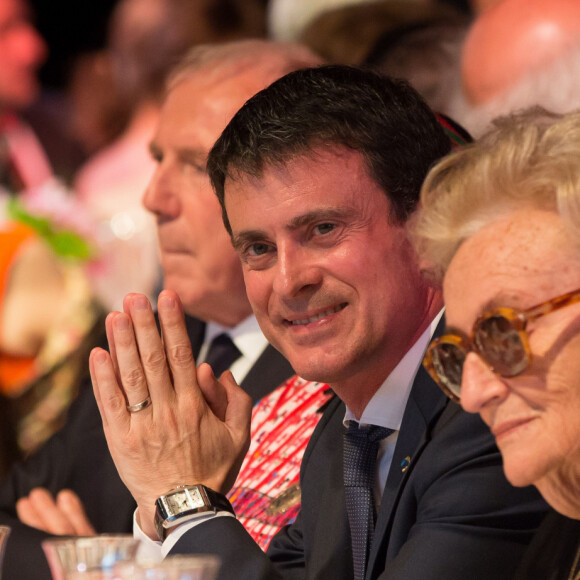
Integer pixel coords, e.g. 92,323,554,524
154,484,235,540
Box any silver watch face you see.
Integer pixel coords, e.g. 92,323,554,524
166,487,204,514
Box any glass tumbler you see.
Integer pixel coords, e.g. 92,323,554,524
42,534,141,580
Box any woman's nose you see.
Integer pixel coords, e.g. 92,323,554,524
461,351,509,413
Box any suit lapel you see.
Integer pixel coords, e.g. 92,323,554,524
367,318,448,578
303,396,354,579
240,344,295,403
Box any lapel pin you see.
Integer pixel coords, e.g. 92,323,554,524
400,456,411,473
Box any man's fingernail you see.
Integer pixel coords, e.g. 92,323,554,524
115,315,130,330
133,295,149,310
93,349,108,364
160,293,176,309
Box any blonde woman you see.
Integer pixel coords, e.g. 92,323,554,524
412,107,580,579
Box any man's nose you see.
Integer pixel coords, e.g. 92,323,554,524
142,164,180,218
461,351,509,413
272,243,322,299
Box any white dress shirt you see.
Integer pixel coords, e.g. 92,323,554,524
344,309,444,507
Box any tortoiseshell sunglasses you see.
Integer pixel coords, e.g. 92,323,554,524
423,288,580,402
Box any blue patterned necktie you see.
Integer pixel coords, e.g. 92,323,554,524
203,333,241,377
344,421,394,580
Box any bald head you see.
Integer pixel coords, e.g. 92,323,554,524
462,0,580,104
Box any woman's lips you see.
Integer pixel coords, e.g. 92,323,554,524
492,416,535,440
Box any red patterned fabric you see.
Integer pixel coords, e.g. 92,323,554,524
228,376,333,550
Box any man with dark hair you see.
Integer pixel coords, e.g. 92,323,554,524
91,65,547,579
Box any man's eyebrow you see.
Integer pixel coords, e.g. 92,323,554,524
178,148,207,164
231,230,265,251
287,208,349,230
147,141,206,162
231,208,350,250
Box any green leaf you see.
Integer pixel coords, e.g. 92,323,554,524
5,196,95,261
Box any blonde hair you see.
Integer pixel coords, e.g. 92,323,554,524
410,106,580,280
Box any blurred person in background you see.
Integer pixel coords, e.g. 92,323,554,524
73,0,268,312
412,107,580,580
0,0,85,188
0,0,102,476
268,0,472,43
66,50,132,160
361,2,469,119
451,0,580,137
268,0,374,43
299,0,468,70
0,0,50,190
297,1,470,147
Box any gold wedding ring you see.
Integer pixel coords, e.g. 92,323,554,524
126,395,152,413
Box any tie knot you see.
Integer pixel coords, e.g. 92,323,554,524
209,333,237,350
345,422,394,444
203,333,242,377
343,422,394,489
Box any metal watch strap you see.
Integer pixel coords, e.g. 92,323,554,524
154,484,234,540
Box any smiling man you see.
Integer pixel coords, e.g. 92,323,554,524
91,66,548,579
223,148,432,417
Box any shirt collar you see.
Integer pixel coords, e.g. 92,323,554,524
344,309,445,430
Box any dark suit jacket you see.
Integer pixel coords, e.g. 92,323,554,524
171,364,549,580
0,315,294,580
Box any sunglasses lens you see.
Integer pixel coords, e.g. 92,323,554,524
430,342,465,397
474,315,528,376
